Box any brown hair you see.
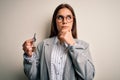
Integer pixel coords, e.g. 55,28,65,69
49,3,77,38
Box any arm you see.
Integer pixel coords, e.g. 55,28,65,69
23,52,39,80
68,41,95,80
23,42,43,80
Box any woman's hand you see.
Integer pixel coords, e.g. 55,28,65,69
58,27,75,45
22,39,35,57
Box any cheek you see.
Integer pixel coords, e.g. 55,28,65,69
56,22,62,31
57,26,60,32
69,23,73,30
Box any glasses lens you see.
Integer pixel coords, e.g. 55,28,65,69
56,15,73,23
66,15,73,22
57,15,63,22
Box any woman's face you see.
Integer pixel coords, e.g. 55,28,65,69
56,8,74,32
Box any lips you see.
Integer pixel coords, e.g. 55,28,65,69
62,26,68,27
62,26,68,29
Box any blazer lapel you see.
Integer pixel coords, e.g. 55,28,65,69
44,37,55,76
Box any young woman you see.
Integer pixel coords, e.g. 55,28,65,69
22,3,95,80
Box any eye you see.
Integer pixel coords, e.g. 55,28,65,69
57,15,63,20
66,15,72,20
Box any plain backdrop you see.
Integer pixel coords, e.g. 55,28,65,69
0,0,120,80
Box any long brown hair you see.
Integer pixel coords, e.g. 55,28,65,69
49,3,77,38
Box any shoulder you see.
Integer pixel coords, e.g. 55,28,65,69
74,39,89,49
37,37,55,46
43,37,55,43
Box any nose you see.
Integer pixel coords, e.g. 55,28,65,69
62,18,67,24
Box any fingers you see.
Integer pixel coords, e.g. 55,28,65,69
58,30,68,42
59,28,70,37
60,26,71,34
22,39,33,47
22,39,35,57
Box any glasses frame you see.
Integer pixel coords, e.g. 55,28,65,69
56,15,74,23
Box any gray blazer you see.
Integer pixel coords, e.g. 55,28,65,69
23,37,95,80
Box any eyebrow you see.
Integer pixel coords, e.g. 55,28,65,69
57,14,73,17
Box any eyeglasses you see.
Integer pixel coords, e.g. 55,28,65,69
56,15,74,23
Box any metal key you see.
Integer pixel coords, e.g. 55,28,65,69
33,33,36,42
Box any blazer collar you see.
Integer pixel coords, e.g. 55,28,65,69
44,37,56,76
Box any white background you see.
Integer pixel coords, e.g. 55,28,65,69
0,0,120,80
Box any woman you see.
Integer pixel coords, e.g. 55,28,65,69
22,3,95,80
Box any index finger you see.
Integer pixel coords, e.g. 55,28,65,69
22,39,34,47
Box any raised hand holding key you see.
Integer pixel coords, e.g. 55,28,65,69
22,33,36,57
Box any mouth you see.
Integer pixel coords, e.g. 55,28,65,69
58,26,69,32
62,26,68,29
60,26,70,32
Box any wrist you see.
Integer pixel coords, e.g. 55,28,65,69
69,40,75,46
26,52,33,57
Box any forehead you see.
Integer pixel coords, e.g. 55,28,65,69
57,8,73,16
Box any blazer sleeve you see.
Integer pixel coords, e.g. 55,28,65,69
68,40,95,80
23,41,44,80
